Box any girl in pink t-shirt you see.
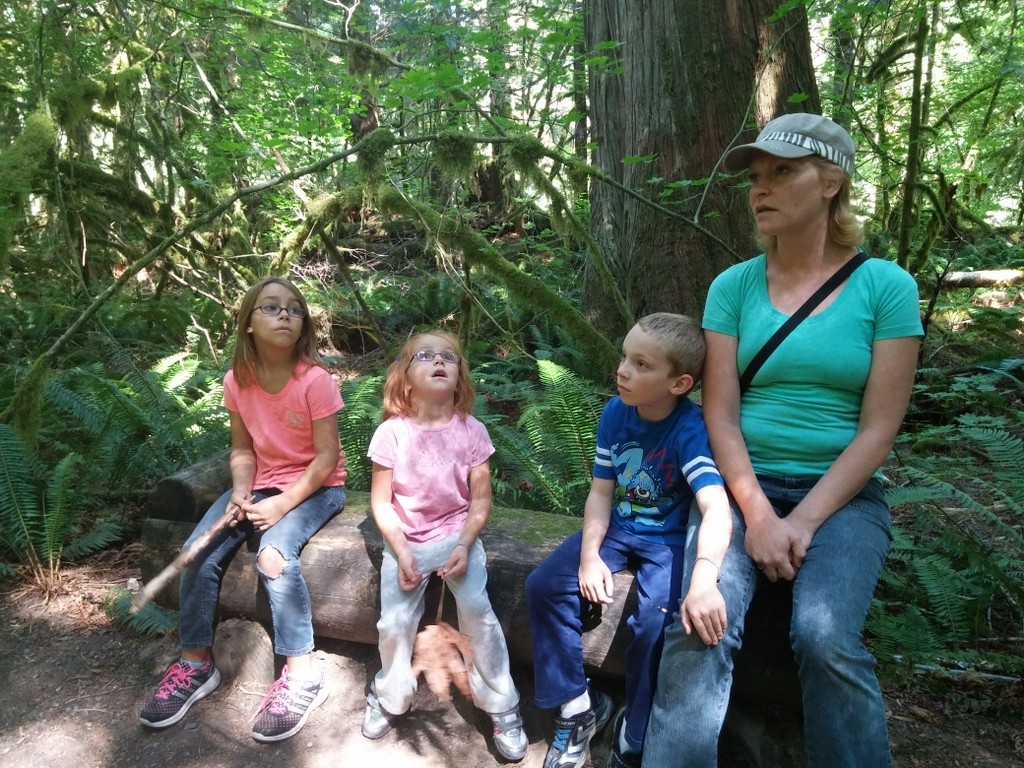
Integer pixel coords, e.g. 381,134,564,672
362,331,526,762
140,277,345,744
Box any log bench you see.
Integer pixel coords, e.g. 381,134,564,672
140,452,804,767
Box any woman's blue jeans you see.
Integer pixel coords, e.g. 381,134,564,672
643,477,892,768
178,485,344,658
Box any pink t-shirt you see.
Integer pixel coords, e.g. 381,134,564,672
367,413,495,543
224,362,346,490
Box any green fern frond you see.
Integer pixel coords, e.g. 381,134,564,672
339,374,385,492
43,453,84,571
911,553,970,642
531,359,604,477
898,465,1024,551
958,425,1024,507
867,603,945,662
885,484,948,509
0,423,44,560
44,376,110,437
483,360,604,514
104,587,178,636
488,422,582,515
62,519,126,562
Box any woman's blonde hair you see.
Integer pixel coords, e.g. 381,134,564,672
382,331,475,420
755,157,864,252
231,276,325,387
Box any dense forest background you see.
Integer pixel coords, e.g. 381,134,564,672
1,0,1023,687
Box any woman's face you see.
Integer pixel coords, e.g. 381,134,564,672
746,153,839,239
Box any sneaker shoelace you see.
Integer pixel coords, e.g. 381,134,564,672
155,662,199,700
254,669,294,717
551,721,573,750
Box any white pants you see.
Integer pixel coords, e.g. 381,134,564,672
373,532,520,716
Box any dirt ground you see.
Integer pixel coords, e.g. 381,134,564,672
1,546,1022,768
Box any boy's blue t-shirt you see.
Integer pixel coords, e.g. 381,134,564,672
593,396,723,545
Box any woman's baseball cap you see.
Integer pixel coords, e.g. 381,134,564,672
722,113,855,176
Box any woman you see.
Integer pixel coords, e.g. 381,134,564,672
643,113,923,768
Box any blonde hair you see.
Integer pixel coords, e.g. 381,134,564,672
755,157,864,252
382,331,475,419
636,312,706,383
231,277,325,388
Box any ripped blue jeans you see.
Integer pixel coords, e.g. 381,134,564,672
177,485,344,657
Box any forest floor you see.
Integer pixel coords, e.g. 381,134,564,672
0,545,1022,768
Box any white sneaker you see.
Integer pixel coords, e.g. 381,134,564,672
491,705,528,762
361,690,397,739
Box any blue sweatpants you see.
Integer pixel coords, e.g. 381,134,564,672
525,524,683,751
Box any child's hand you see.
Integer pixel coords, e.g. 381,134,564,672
243,496,288,531
681,584,727,646
397,550,423,591
227,493,255,526
578,557,614,605
437,543,469,581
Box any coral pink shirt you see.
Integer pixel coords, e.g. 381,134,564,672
367,413,495,543
224,362,346,490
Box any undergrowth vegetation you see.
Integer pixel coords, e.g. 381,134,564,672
1,239,1023,676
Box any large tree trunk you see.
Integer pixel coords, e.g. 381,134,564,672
583,0,820,333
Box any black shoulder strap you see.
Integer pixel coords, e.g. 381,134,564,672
739,251,869,395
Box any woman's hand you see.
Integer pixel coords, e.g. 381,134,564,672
744,513,801,581
578,556,614,605
438,543,469,580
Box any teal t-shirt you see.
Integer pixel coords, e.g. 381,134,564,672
702,254,923,477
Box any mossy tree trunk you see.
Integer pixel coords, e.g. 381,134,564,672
582,0,820,334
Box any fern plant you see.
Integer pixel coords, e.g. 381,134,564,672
339,373,386,492
483,359,606,514
0,424,124,591
871,420,1024,675
39,350,227,493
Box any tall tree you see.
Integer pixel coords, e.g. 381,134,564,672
582,0,820,330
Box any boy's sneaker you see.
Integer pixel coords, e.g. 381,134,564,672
361,689,398,740
543,687,614,768
490,705,528,762
251,666,328,742
139,657,221,728
606,707,642,768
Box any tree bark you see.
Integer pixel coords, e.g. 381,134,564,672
582,0,820,333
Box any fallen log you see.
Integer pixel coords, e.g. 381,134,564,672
941,269,1024,289
140,453,804,767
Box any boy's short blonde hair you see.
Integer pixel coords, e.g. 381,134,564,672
635,312,706,382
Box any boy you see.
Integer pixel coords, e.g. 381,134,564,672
525,313,732,768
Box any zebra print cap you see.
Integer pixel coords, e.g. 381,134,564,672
723,113,855,176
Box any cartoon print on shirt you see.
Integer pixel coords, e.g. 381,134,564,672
612,443,668,528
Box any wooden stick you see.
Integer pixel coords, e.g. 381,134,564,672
131,506,239,613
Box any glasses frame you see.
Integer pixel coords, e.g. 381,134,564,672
410,348,460,365
252,303,307,319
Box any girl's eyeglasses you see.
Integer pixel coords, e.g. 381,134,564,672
411,349,459,364
253,304,307,319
